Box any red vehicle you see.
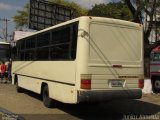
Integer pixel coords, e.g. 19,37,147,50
150,46,160,93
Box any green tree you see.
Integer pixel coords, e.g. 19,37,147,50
88,2,133,21
124,0,160,77
12,4,29,29
48,0,88,16
124,0,160,50
12,0,88,29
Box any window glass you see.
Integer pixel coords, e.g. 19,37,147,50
50,44,69,60
20,52,25,61
70,23,78,59
16,21,78,61
37,32,50,47
36,47,49,60
0,44,10,61
25,50,35,60
26,37,36,49
51,27,70,44
21,40,25,50
151,52,160,61
52,31,60,44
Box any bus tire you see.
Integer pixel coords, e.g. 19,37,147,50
15,75,24,93
42,85,54,108
152,79,160,93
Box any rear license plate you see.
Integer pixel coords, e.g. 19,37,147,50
110,80,124,87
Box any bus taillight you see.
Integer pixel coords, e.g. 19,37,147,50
81,74,91,89
138,79,144,88
81,79,91,89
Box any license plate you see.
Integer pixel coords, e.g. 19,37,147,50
110,80,124,87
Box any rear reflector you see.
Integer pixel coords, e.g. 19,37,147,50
138,79,144,88
81,74,91,89
112,64,122,68
81,79,91,89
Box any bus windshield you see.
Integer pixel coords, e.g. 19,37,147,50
151,52,160,61
0,44,10,61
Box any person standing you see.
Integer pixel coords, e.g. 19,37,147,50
7,59,12,82
1,61,6,83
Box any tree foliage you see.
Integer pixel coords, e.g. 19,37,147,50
124,0,160,51
88,2,133,21
48,0,88,16
12,4,29,29
124,0,160,77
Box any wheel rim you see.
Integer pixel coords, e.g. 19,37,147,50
43,87,49,101
154,80,160,90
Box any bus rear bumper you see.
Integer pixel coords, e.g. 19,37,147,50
78,89,142,103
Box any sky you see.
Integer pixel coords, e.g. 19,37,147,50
0,0,117,41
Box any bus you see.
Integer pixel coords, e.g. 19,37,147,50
150,46,160,93
0,41,10,62
12,16,144,108
0,41,11,79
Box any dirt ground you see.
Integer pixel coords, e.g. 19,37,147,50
0,84,159,120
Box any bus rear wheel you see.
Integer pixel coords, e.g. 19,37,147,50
42,85,54,108
152,79,160,93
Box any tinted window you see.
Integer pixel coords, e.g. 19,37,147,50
21,40,25,50
20,52,25,61
70,23,78,59
25,50,35,60
52,27,70,44
50,44,69,60
0,44,10,61
36,47,49,60
16,21,78,61
37,32,50,47
26,37,36,49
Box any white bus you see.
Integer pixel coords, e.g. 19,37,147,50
12,16,144,108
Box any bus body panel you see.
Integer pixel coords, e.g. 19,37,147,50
88,21,143,88
12,61,77,103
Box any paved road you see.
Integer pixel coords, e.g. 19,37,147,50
0,84,160,120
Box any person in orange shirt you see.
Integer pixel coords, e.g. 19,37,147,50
1,61,6,83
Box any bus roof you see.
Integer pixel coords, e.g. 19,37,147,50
0,41,10,45
16,16,142,40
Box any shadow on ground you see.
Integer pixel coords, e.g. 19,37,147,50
56,100,160,120
23,90,160,120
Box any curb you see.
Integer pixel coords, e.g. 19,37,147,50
0,107,25,120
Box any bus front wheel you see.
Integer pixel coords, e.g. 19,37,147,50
152,79,160,93
42,85,54,108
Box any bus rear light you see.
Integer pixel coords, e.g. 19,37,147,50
80,74,91,89
81,79,91,89
138,79,144,89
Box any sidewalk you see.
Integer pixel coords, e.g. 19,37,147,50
0,107,24,120
142,79,153,94
0,79,12,84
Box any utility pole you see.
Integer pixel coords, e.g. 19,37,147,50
0,18,10,42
